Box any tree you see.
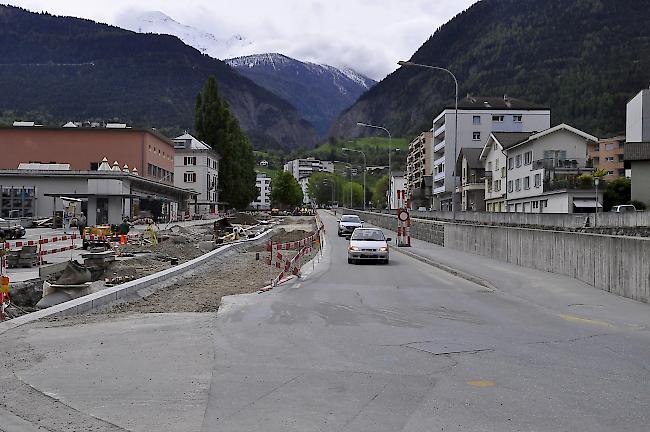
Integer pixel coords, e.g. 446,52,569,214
372,175,390,208
195,76,256,210
307,172,343,206
341,182,364,208
271,171,303,208
603,177,631,211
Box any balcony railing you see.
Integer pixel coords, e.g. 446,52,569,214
532,158,592,170
434,171,445,181
434,140,446,152
543,177,607,191
434,123,446,138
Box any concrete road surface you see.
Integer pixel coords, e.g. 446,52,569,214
1,210,649,431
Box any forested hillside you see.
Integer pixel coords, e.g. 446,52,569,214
330,0,650,139
0,6,318,149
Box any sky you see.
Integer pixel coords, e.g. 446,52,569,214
5,0,478,80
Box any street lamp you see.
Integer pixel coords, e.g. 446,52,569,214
397,60,459,221
357,122,392,208
342,147,367,210
594,177,600,227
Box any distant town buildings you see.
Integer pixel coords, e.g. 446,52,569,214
588,135,626,180
172,133,221,214
251,173,272,210
283,157,334,181
406,130,433,208
430,95,551,211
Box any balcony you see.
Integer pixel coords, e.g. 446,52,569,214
532,158,592,171
434,140,446,152
434,156,446,167
434,123,446,138
544,176,607,192
434,171,445,181
433,185,447,195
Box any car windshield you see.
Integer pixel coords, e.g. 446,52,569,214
351,229,385,241
341,216,360,223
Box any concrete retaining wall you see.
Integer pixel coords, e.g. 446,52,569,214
0,230,272,335
345,209,650,303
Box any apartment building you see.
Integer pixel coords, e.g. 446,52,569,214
455,148,485,211
389,172,406,210
626,88,650,204
172,133,221,214
502,124,599,213
283,158,334,181
588,135,626,180
480,132,534,212
430,95,550,211
251,173,271,210
406,130,433,207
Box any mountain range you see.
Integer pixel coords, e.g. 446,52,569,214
117,11,375,137
0,5,318,150
226,53,375,136
330,0,650,140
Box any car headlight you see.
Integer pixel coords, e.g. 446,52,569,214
348,246,360,251
379,247,388,252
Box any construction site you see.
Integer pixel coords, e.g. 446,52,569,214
1,213,321,320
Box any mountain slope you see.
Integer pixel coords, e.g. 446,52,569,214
330,0,650,139
0,6,318,149
226,53,376,136
116,11,251,61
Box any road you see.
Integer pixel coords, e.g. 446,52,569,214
1,210,649,431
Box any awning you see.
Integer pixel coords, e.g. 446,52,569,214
573,200,603,208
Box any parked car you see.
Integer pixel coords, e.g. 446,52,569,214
0,217,26,240
611,205,636,213
337,214,363,237
347,228,391,264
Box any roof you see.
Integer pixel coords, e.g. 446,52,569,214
446,96,548,111
625,142,650,161
173,133,211,150
479,132,532,160
508,123,598,151
455,148,483,172
0,125,175,147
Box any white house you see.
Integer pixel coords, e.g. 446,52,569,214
283,157,334,181
502,124,600,213
251,173,271,210
172,133,221,214
480,132,534,212
389,172,407,210
431,95,551,211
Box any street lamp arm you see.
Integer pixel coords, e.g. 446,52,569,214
356,122,391,139
397,61,458,88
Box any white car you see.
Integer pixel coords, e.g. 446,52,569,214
347,228,391,264
337,214,362,237
611,205,636,213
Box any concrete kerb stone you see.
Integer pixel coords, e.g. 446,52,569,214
0,229,273,335
389,245,497,292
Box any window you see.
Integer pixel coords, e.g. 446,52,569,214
534,173,541,187
494,179,501,191
607,170,614,175
493,142,498,150
488,180,493,193
184,156,197,166
605,156,614,162
184,172,197,183
513,115,523,122
472,132,481,141
605,143,615,151
508,157,514,170
524,151,532,165
541,200,548,208
619,141,625,148
516,154,522,167
495,158,499,169
508,180,513,192
501,167,506,178
487,161,492,171
593,146,600,152
532,201,539,209
492,115,504,122
524,176,530,190
473,116,481,125
515,179,521,191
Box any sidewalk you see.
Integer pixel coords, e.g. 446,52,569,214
374,222,650,330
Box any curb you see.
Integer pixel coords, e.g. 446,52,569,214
0,230,273,335
389,245,497,292
259,275,297,292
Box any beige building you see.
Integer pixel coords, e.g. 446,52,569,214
588,135,626,180
406,131,433,207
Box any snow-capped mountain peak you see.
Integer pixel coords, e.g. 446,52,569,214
115,11,251,59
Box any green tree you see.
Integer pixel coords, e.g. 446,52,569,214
271,171,303,208
307,172,344,206
341,182,364,208
195,76,256,210
372,175,390,208
603,177,631,211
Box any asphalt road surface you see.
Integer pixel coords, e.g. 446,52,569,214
1,210,649,431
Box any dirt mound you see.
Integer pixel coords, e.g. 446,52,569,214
270,228,313,243
228,212,259,225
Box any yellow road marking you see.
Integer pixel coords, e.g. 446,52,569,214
466,380,495,388
559,314,612,327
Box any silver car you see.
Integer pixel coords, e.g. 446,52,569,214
337,214,362,237
347,228,391,264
